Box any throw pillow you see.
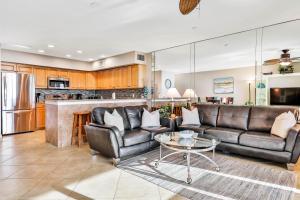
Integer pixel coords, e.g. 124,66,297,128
182,107,200,125
271,111,296,138
141,108,160,127
104,109,124,131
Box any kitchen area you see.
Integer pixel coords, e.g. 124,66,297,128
1,61,148,140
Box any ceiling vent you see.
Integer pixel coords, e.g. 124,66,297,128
137,54,145,61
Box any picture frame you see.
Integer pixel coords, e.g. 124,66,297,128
214,77,234,94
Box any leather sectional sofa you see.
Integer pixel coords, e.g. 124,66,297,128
84,105,174,165
176,104,300,168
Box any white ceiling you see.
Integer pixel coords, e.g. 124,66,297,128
1,0,300,69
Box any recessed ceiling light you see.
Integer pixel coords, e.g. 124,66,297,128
100,55,105,58
192,26,198,30
66,54,72,58
48,44,55,48
224,43,229,47
38,49,45,53
76,50,83,54
13,44,31,49
88,58,94,61
89,1,98,7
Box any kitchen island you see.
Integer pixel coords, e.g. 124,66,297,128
45,99,147,147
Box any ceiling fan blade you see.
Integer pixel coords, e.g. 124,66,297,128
263,59,280,65
179,0,201,15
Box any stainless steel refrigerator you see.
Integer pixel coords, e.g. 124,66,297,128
1,72,35,135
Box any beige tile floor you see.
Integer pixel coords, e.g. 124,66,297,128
0,130,187,200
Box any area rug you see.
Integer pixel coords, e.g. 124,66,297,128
119,148,298,200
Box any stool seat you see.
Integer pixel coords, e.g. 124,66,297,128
74,111,90,115
71,111,91,147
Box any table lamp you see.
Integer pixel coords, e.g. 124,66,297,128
166,88,181,117
183,89,198,108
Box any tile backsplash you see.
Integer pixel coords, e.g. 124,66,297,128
36,88,145,102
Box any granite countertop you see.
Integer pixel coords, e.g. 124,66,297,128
151,98,188,102
45,99,147,105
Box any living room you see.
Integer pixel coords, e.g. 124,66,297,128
1,0,300,200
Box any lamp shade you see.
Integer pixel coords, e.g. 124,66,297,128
183,89,198,98
166,88,181,98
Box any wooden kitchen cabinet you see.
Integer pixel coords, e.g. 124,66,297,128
131,64,146,88
69,71,78,89
102,70,112,89
86,72,97,89
121,66,131,88
46,68,58,78
78,72,86,89
57,70,69,78
34,68,47,88
69,71,86,89
113,68,122,89
94,65,146,90
1,62,16,71
36,103,45,129
17,64,33,73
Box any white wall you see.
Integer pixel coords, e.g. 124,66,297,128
92,51,146,69
1,49,148,72
1,49,92,70
175,66,256,105
160,71,176,98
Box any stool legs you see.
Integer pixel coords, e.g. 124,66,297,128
71,115,78,145
71,112,90,147
78,115,83,147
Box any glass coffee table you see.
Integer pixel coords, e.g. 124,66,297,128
154,130,220,184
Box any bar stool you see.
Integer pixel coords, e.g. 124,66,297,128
71,111,91,147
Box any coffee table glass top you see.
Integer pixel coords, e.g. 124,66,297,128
154,130,220,149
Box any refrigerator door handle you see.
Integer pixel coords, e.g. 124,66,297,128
3,76,7,107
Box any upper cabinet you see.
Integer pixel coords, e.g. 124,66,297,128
86,72,97,90
129,65,146,88
69,71,86,89
2,62,147,90
34,68,47,88
1,62,17,71
46,68,58,78
95,64,147,90
16,64,34,73
57,70,69,78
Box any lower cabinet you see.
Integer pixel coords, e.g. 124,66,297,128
36,103,45,129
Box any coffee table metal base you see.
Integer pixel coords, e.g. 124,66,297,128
154,144,220,184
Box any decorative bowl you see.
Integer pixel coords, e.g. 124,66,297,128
179,130,195,138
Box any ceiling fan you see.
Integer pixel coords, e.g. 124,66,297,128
179,0,201,15
263,49,300,66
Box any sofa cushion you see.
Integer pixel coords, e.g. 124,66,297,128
195,104,219,127
182,107,200,125
141,109,160,127
248,106,298,132
141,126,172,140
178,125,212,134
239,131,286,151
123,129,151,147
205,127,244,144
125,106,147,129
104,110,124,132
114,107,131,130
217,105,250,130
92,107,113,125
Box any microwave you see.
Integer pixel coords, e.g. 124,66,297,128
48,77,70,89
